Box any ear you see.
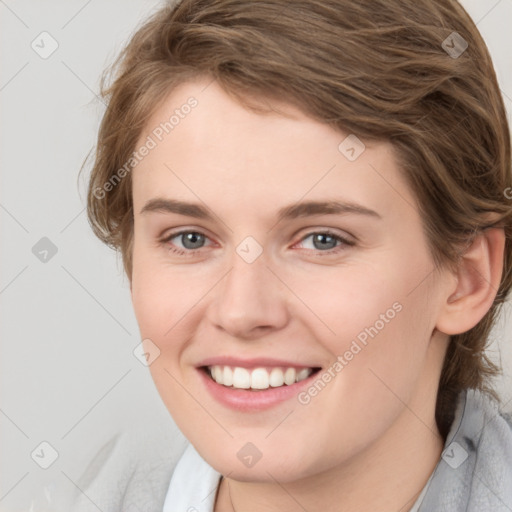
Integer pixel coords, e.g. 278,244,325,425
435,227,505,335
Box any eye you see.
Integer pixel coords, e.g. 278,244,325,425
161,230,214,254
175,231,207,250
296,231,354,253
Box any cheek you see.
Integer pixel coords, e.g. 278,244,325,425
320,275,436,423
130,247,217,378
130,256,202,422
285,256,430,349
131,244,193,336
294,250,437,398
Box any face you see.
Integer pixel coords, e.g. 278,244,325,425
130,79,451,482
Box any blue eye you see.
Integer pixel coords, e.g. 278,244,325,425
297,231,353,252
175,232,206,249
162,230,213,255
303,233,338,250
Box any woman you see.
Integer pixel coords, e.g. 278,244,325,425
73,0,512,510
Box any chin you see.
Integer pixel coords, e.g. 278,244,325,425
202,445,319,483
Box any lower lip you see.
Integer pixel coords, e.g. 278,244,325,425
197,368,319,412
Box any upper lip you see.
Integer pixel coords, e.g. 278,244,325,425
197,356,321,369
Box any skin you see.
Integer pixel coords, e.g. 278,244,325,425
129,78,504,511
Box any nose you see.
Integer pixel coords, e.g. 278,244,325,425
206,253,290,340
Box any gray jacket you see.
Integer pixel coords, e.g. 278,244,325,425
68,388,512,511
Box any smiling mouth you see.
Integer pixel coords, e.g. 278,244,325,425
202,365,322,391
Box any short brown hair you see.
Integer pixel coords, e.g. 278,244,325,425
84,0,512,438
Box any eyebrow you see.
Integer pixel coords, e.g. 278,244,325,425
139,198,382,221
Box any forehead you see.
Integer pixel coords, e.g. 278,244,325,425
132,79,417,223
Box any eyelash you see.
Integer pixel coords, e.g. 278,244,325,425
159,229,355,257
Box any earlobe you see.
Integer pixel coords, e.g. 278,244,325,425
436,227,505,335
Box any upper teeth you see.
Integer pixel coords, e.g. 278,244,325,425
208,365,313,390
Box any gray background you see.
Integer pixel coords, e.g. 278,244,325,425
1,1,511,510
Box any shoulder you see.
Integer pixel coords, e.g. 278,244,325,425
69,418,189,512
418,388,512,512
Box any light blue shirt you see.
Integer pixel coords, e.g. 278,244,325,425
162,444,222,511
